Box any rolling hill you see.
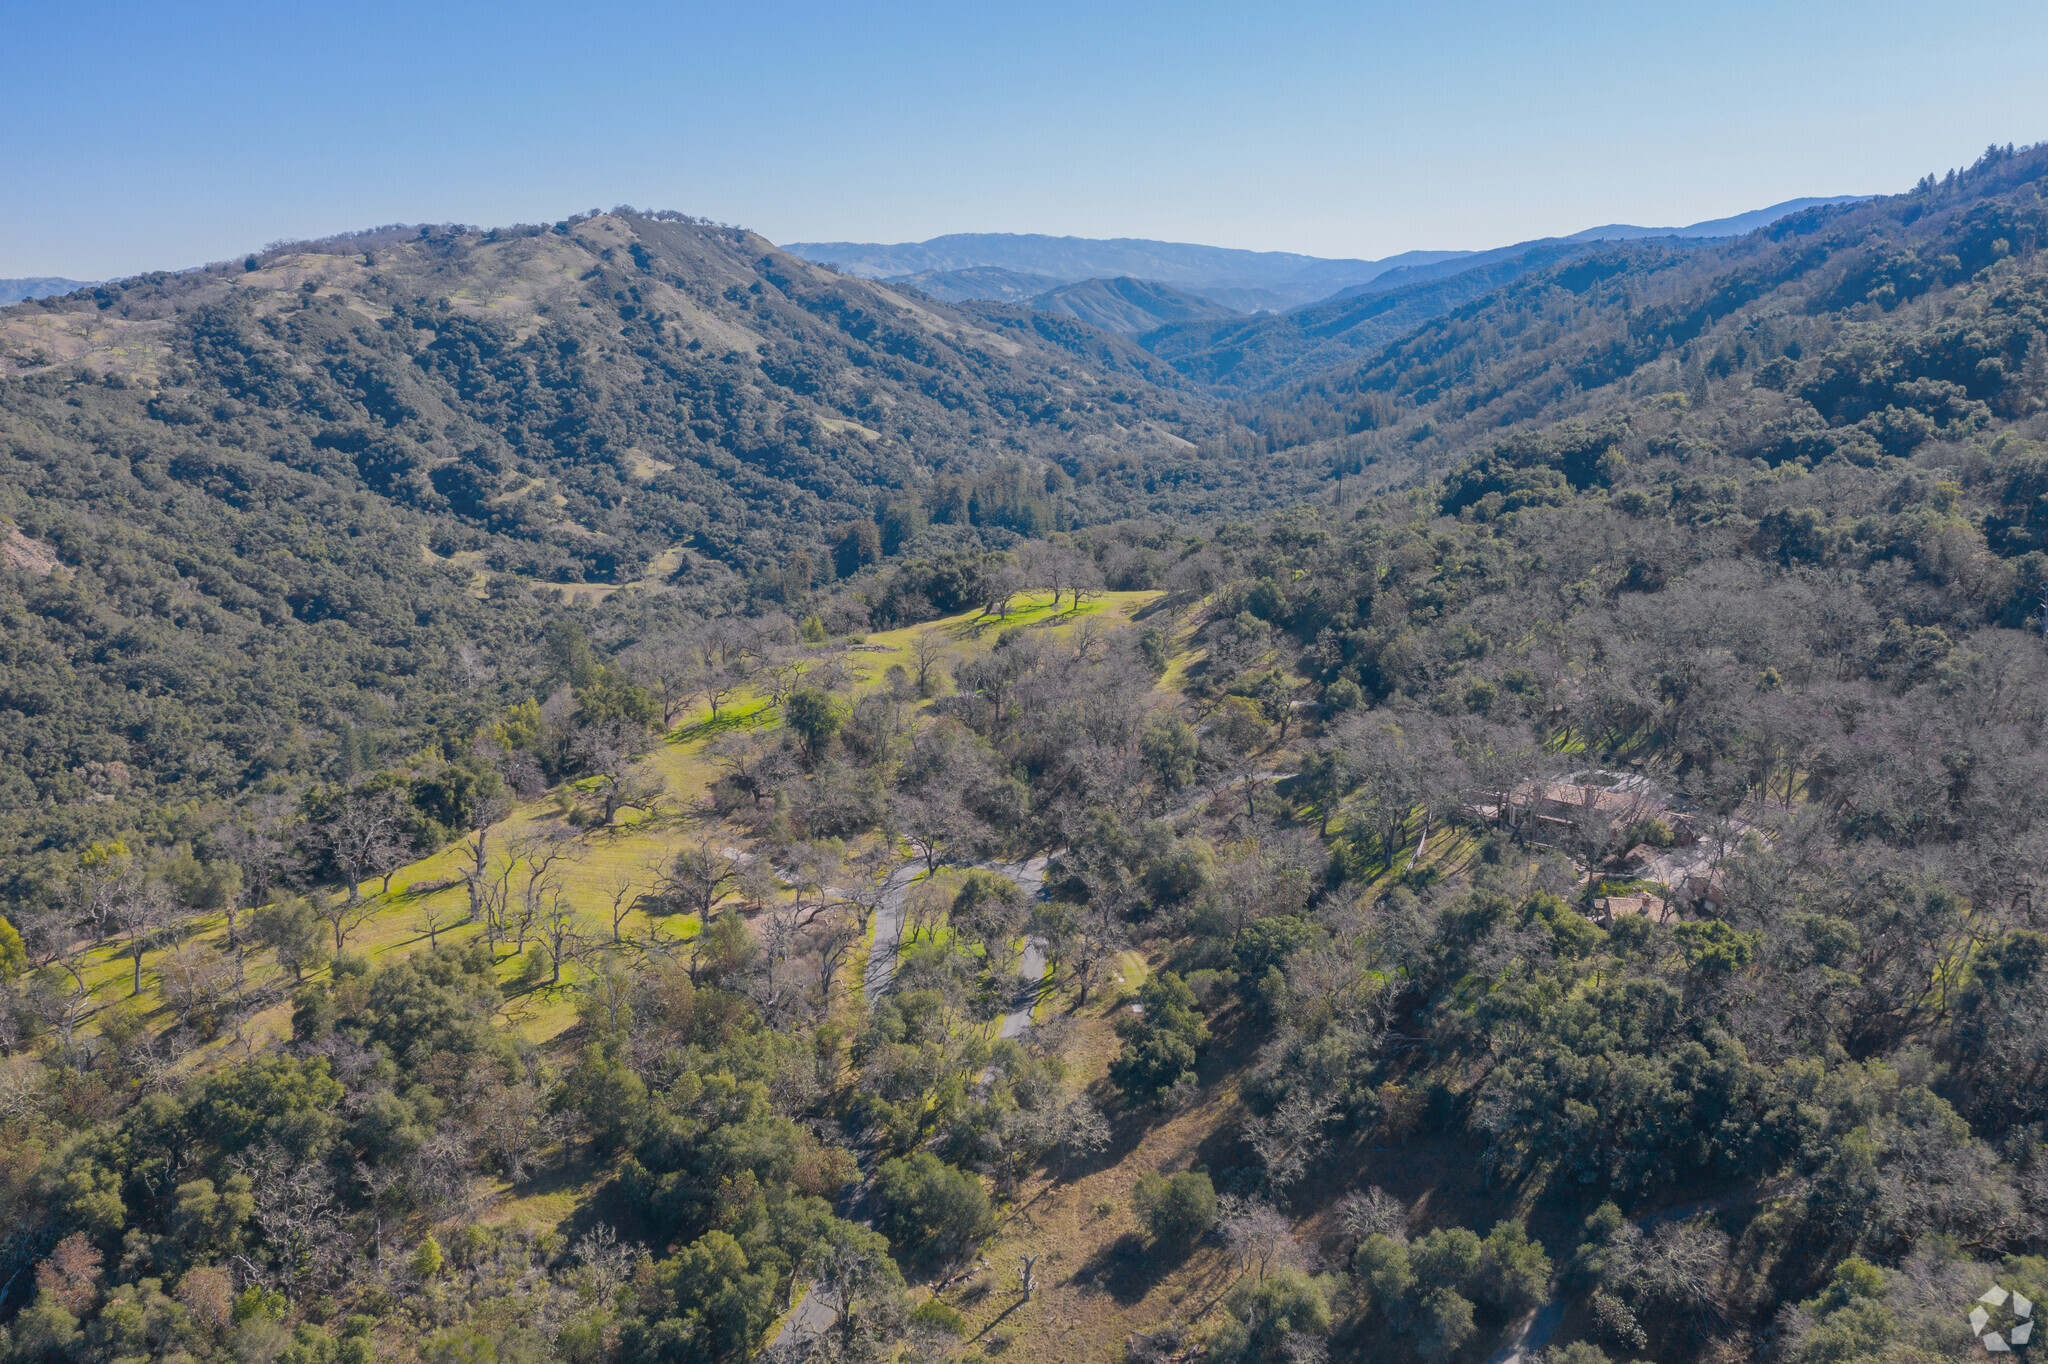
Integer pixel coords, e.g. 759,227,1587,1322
0,212,1215,584
786,232,1469,311
889,270,1247,334
0,211,1256,866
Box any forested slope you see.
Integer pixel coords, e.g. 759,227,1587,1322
1240,143,2048,485
0,211,1255,872
1136,242,1613,396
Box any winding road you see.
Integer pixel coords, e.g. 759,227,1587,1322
775,854,1052,1353
862,855,1050,1020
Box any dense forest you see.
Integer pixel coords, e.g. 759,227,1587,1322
5,144,2048,1364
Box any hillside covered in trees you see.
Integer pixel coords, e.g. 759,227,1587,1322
5,144,2048,1364
1237,144,2048,488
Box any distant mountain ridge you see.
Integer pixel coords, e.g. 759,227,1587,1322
888,265,1067,303
1560,195,1868,242
785,197,1868,313
0,277,98,305
1137,240,1615,394
1022,277,1240,334
789,234,1465,312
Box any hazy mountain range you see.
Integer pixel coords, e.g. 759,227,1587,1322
0,276,98,305
788,196,1866,313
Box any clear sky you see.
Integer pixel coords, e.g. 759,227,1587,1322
6,0,2047,279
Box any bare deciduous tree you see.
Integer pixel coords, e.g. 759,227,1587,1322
416,898,455,948
575,726,666,826
573,1223,637,1303
537,894,586,985
214,802,301,946
1244,1092,1335,1199
601,868,644,944
71,844,137,945
1336,1186,1407,1247
1218,1195,1297,1282
124,881,178,997
235,1141,345,1287
897,794,975,875
508,829,583,956
708,729,792,808
323,783,413,907
909,628,947,696
459,789,515,925
904,875,951,946
625,636,701,731
311,889,377,957
664,841,741,920
808,904,865,1007
978,557,1026,620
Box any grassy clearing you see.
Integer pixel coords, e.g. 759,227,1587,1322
81,591,1169,1065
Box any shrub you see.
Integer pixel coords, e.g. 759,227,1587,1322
1411,1226,1482,1286
1132,1170,1218,1251
1141,712,1198,791
1623,816,1675,848
1109,972,1209,1107
786,688,839,758
0,913,23,980
910,1300,966,1336
1212,1268,1332,1364
1416,1285,1475,1362
1540,1345,1613,1364
1139,626,1172,676
1478,1219,1552,1313
876,1153,988,1264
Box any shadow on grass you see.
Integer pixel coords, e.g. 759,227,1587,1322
942,596,1103,643
669,702,774,745
968,1294,1029,1343
1066,1231,1177,1306
1130,590,1199,623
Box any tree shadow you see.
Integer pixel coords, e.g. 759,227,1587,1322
1073,1084,1158,1177
668,704,771,745
1131,591,1199,623
969,1294,1028,1342
1066,1231,1175,1306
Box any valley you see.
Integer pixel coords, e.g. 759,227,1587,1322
3,141,2048,1364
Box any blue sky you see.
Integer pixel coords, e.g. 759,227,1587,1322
6,0,2047,279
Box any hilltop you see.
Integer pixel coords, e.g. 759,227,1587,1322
885,265,1069,304
0,211,1208,581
